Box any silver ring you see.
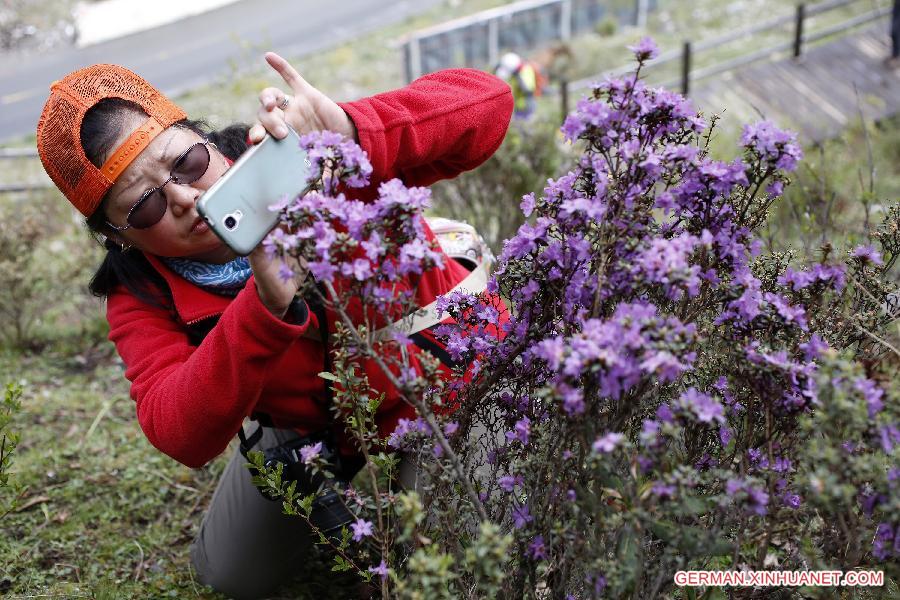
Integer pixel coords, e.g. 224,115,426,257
278,95,290,110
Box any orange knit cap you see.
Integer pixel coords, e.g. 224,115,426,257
36,64,187,217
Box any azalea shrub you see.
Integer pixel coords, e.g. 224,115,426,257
0,193,103,351
256,39,900,598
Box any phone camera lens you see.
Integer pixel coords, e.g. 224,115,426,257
223,210,243,231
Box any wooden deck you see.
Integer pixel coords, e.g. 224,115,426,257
690,24,900,144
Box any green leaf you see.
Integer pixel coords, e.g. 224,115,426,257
615,531,639,591
245,450,265,468
332,556,352,572
701,586,728,600
318,371,340,382
679,496,707,516
648,520,677,543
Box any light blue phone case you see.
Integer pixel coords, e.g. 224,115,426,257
197,127,311,256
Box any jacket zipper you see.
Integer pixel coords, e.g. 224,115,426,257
185,313,222,326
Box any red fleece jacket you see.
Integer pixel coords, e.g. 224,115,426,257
105,69,513,468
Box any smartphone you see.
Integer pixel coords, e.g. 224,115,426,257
197,126,311,256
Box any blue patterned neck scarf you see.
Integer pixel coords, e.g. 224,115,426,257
162,256,253,296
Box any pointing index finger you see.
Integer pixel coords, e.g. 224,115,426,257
264,52,310,95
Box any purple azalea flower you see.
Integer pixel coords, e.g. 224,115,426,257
560,384,586,415
799,334,829,361
726,478,769,516
640,419,661,447
387,418,429,449
719,426,733,447
368,560,389,581
512,504,533,529
766,180,784,197
634,233,701,299
498,475,522,492
445,333,470,362
879,424,900,453
351,519,374,542
873,522,897,560
592,432,625,454
740,120,803,172
783,493,801,509
277,261,295,283
506,417,531,445
765,292,808,331
528,535,547,560
778,264,846,292
307,260,336,282
854,378,884,418
747,488,770,515
652,482,677,499
773,457,792,473
628,36,659,61
520,193,536,217
695,453,717,471
676,388,725,424
340,257,373,281
592,574,608,595
299,441,323,465
519,279,540,301
656,404,675,423
851,244,883,266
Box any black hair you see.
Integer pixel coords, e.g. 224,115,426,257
80,98,250,309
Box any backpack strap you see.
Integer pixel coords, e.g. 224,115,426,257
371,263,488,343
238,421,265,460
236,265,486,457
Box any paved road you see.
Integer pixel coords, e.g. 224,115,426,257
0,0,441,143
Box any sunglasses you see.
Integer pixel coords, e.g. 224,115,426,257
106,139,211,231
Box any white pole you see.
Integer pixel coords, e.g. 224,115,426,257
409,36,422,80
560,0,572,40
636,0,649,28
488,17,499,66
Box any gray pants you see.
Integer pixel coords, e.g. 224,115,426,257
190,427,420,599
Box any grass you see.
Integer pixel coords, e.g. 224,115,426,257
763,113,900,256
0,344,227,598
1,344,217,597
1,0,899,596
0,344,362,598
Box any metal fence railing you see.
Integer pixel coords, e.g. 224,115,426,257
399,0,657,82
0,147,50,193
5,1,892,192
565,0,891,109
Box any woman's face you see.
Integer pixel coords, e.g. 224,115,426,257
103,117,236,264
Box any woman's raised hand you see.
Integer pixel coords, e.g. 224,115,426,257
247,52,347,321
249,239,310,320
248,52,357,144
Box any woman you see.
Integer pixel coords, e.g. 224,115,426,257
36,52,513,598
